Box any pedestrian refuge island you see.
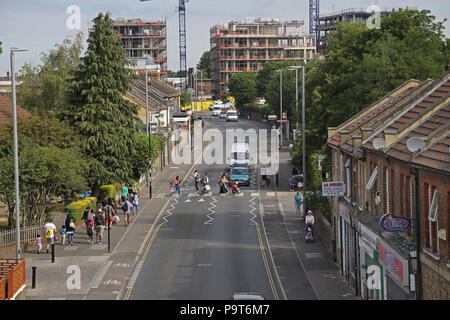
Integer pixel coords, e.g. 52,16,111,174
0,258,25,300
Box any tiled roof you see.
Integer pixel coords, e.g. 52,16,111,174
0,94,32,124
125,79,180,111
328,71,450,174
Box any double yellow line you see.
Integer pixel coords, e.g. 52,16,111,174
124,223,161,300
256,222,279,300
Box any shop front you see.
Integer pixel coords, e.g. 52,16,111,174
358,223,383,300
377,239,412,300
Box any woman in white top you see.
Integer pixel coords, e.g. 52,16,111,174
305,211,315,225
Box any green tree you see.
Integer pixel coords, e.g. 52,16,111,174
228,72,257,108
62,12,140,194
197,51,211,78
0,116,88,227
0,41,2,55
17,33,84,118
180,91,191,107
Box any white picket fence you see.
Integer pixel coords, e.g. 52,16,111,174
0,225,42,249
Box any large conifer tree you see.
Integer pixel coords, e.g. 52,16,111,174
63,12,139,192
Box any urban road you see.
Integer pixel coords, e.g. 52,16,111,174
123,114,324,300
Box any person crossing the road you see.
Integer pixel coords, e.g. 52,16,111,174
194,170,200,195
174,176,181,196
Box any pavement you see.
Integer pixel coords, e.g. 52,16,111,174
258,145,357,299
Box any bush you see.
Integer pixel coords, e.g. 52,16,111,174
84,197,97,210
65,200,90,222
99,185,116,200
242,103,271,119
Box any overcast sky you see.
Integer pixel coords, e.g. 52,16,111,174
0,0,449,75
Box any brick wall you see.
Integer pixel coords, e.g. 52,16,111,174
314,210,332,254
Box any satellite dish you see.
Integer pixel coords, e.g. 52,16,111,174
372,138,386,150
406,137,425,152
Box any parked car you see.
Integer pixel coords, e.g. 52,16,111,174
232,292,265,300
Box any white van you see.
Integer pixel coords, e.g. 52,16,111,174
212,100,223,116
226,109,238,122
228,143,250,167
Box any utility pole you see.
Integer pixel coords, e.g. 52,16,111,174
10,48,27,259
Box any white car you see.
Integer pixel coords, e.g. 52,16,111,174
212,105,222,116
226,110,238,122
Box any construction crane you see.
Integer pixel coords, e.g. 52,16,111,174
309,0,320,52
140,0,189,92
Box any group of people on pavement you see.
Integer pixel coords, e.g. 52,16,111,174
35,185,141,253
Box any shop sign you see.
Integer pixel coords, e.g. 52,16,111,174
323,181,345,196
380,213,411,232
359,223,378,258
378,241,408,286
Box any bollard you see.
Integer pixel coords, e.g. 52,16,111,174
32,266,36,289
51,243,55,263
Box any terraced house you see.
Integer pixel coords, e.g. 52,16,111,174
327,68,450,300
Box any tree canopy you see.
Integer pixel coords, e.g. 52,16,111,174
197,51,211,78
228,71,257,108
61,12,140,191
17,33,84,118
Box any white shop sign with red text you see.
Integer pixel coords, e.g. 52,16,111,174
322,181,345,196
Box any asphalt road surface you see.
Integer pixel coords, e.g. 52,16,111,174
128,115,284,300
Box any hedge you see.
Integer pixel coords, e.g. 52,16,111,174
65,200,90,222
99,185,116,200
241,103,272,119
83,197,97,210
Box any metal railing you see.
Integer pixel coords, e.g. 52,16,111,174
0,225,42,249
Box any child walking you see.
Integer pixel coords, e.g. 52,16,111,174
60,225,67,246
87,221,94,244
169,182,175,196
35,233,42,254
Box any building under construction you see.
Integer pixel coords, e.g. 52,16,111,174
210,17,316,97
112,18,168,77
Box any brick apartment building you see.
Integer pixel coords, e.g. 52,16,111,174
327,70,450,299
210,17,316,97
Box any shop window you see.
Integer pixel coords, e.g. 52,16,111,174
345,158,351,199
425,186,439,255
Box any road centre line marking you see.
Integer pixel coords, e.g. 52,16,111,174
256,222,279,300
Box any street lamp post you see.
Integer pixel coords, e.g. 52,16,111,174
10,47,27,259
289,65,306,219
145,56,152,199
275,69,282,148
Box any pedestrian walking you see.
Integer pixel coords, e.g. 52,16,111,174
169,182,175,196
219,174,228,194
60,225,67,246
174,176,181,196
94,208,105,244
122,197,133,227
103,200,114,229
121,184,128,204
194,170,200,195
35,233,42,254
202,173,210,194
87,221,95,244
43,219,57,253
132,192,139,215
65,215,76,246
82,206,91,230
128,184,135,198
294,191,302,216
